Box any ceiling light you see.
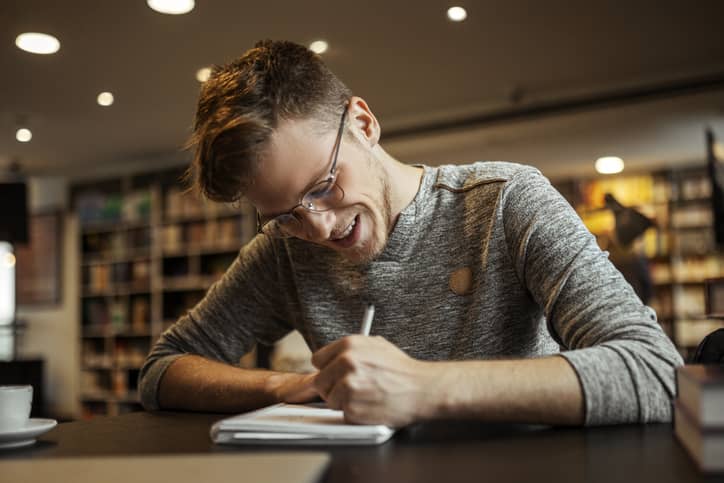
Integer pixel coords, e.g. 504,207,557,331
309,40,329,55
15,32,60,55
196,67,212,83
16,128,32,143
595,156,624,174
97,92,114,106
447,6,468,22
147,0,195,15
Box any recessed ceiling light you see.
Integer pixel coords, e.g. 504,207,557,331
147,0,195,15
595,156,624,174
16,128,32,143
196,67,212,83
15,32,60,55
309,40,329,55
97,92,114,106
447,6,468,22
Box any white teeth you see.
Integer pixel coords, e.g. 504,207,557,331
332,218,356,240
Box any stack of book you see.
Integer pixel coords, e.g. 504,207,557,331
674,365,724,472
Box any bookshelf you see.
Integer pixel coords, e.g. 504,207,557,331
72,168,256,418
555,164,724,360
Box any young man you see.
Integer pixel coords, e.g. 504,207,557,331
139,40,682,427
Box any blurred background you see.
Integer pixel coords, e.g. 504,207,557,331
0,0,723,421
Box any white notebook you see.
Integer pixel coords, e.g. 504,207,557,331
210,403,395,445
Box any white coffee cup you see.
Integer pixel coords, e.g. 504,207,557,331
0,385,33,432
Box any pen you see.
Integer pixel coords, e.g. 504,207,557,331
359,304,375,336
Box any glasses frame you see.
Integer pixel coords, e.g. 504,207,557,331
256,106,349,237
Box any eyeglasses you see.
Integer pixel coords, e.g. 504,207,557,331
256,106,348,238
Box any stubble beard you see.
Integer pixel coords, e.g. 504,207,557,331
345,164,392,265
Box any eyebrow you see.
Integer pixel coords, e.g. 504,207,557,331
257,148,338,220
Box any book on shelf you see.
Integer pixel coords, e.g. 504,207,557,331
676,365,724,427
678,175,712,201
122,190,151,223
674,402,724,473
674,364,724,473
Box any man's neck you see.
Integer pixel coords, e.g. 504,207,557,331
375,147,424,224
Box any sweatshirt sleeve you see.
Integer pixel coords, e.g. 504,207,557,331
138,235,293,411
501,168,683,425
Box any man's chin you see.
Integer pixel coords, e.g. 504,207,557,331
339,249,375,265
337,237,386,265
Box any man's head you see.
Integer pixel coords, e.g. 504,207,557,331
187,39,352,203
187,40,396,263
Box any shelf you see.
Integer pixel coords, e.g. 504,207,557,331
74,169,264,417
114,332,153,339
162,211,241,225
162,243,242,257
81,219,151,234
162,276,218,292
114,327,153,337
667,252,721,259
669,224,713,231
82,253,152,267
82,324,112,337
558,164,724,357
82,325,152,338
669,197,712,205
82,284,152,297
653,280,714,287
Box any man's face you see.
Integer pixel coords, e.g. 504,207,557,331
247,115,392,264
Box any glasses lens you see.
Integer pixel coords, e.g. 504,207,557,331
302,181,344,212
261,214,301,238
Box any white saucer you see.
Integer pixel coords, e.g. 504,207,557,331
0,418,58,449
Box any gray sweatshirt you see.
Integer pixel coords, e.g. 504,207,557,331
139,161,683,425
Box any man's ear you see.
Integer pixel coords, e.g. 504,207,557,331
347,96,380,147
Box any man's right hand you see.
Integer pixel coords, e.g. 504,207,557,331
268,371,320,404
157,355,320,412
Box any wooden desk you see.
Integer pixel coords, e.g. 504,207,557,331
0,411,720,483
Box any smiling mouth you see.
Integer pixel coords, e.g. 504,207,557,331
330,216,357,240
328,214,361,248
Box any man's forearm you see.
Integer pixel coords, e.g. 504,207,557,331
312,336,584,427
157,354,316,412
422,355,585,425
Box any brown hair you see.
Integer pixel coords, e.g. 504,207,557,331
185,40,353,203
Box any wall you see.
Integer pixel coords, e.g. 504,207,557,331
16,176,79,420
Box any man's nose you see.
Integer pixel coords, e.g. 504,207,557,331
297,210,336,241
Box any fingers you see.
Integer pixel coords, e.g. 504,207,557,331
285,383,320,404
311,335,411,426
325,376,351,411
314,351,357,399
326,382,388,426
312,336,381,398
311,335,363,370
